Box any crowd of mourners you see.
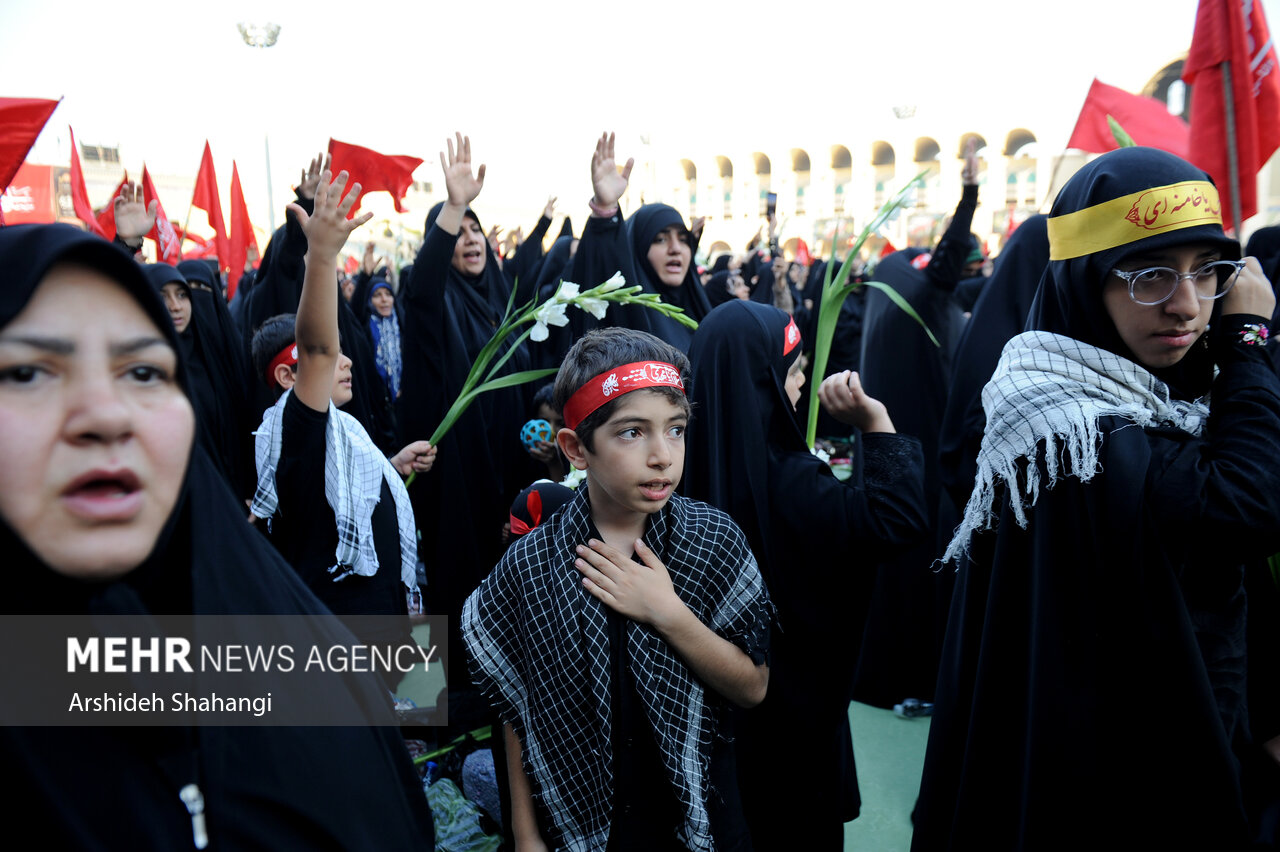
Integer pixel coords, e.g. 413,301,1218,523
5,127,1280,852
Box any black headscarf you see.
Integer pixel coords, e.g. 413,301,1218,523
686,301,805,569
704,270,738,307
626,203,713,330
1029,146,1240,400
0,224,435,849
938,215,1050,508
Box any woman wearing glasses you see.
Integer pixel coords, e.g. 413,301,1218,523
912,147,1280,851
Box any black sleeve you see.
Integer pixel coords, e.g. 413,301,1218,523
1142,317,1280,563
926,183,979,294
505,214,553,301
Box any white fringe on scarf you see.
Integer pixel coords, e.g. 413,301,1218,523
942,331,1210,565
251,389,418,591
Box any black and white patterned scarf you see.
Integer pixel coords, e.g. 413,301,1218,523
943,330,1210,564
462,488,771,852
251,389,418,590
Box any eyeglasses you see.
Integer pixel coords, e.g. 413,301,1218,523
1110,259,1245,306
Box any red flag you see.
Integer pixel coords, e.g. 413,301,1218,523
1183,0,1280,230
1066,79,1191,158
68,126,106,237
191,141,230,271
326,138,423,213
0,97,59,192
227,161,258,299
94,173,128,241
141,166,181,264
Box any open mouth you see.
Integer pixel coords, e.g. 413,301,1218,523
639,480,672,501
62,469,144,521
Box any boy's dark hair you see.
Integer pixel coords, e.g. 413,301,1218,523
251,312,298,392
552,327,691,452
531,382,555,414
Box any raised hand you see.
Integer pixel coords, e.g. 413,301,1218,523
287,170,373,261
113,181,158,243
690,216,706,241
1223,256,1277,319
543,195,557,219
297,152,330,200
441,132,485,209
818,370,895,433
591,131,633,210
961,138,979,186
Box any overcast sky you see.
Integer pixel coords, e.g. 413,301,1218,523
5,0,1278,227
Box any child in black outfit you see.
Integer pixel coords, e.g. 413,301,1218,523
463,327,772,851
249,170,435,666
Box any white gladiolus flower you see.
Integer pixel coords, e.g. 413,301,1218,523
598,271,627,293
576,296,609,319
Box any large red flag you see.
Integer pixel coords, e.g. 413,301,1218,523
1066,78,1191,158
191,141,230,271
141,166,181,264
326,138,422,213
68,126,106,237
1183,0,1280,230
0,97,59,192
227,161,258,299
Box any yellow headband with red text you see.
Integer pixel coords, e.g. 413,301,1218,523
1047,180,1222,261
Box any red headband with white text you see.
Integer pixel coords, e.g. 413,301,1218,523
267,342,299,386
563,361,686,431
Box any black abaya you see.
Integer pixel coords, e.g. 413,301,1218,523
685,300,928,848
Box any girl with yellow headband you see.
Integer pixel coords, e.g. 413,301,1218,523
914,146,1280,850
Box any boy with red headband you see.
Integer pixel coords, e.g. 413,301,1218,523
462,327,772,851
248,170,436,670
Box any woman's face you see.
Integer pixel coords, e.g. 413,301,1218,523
784,357,805,409
1102,242,1218,370
647,225,692,288
371,287,395,318
451,216,487,276
160,281,191,334
728,271,749,300
0,264,194,579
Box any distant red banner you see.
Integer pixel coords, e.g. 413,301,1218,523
1,162,56,223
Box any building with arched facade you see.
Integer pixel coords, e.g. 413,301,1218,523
635,56,1280,264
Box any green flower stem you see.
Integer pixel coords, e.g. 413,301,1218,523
805,169,933,449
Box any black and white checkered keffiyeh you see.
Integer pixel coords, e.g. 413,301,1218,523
462,488,771,852
942,330,1211,564
251,390,418,590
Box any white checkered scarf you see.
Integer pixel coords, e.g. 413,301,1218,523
462,489,771,852
251,389,418,590
942,330,1211,564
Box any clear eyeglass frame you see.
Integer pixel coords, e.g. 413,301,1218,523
1110,259,1246,306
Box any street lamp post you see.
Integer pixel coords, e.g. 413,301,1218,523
238,22,281,232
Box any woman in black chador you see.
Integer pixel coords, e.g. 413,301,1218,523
685,299,928,849
0,224,434,849
396,133,540,730
913,147,1280,851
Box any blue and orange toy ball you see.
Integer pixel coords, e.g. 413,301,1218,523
520,418,554,450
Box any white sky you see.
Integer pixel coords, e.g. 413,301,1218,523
5,0,1280,232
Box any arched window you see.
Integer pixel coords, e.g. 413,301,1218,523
831,145,852,213
791,148,811,215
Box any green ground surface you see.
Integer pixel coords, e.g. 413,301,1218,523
845,701,931,850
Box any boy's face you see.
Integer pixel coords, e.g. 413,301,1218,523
562,390,687,524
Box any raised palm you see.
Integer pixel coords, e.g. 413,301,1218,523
591,132,633,209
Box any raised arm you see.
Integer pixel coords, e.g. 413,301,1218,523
286,170,372,411
926,139,980,293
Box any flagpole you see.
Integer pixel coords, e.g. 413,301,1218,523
1221,59,1244,235
180,204,193,254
